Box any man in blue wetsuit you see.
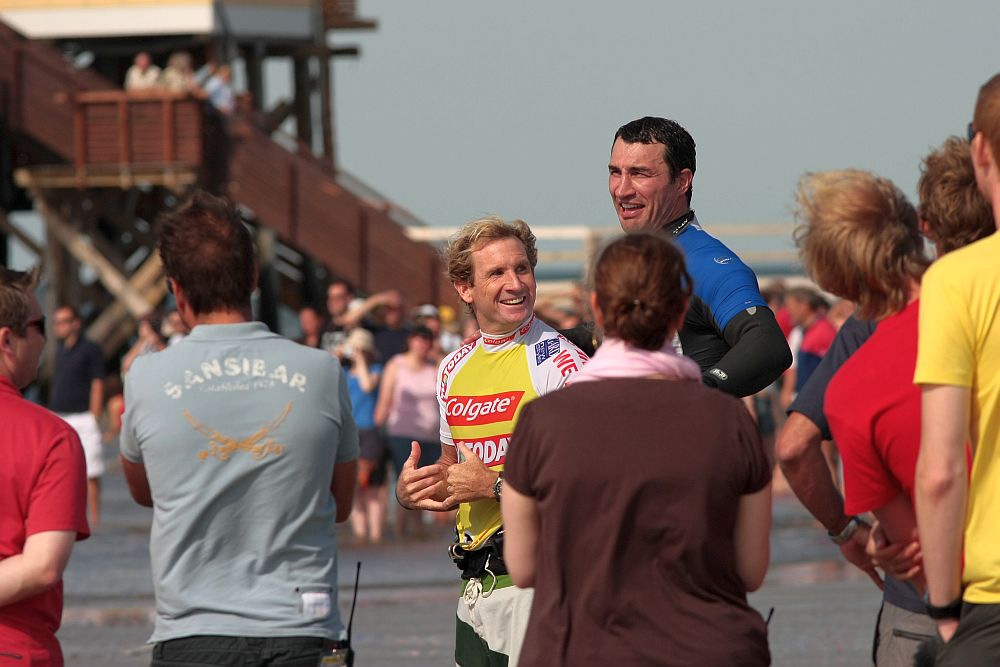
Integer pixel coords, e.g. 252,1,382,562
608,116,791,397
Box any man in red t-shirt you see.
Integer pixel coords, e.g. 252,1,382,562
0,267,90,666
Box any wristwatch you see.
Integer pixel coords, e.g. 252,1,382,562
828,516,862,545
925,595,963,620
493,472,504,501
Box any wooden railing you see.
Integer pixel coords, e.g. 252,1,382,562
0,21,108,161
67,91,206,169
323,0,376,29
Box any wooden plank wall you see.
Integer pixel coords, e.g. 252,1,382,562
229,120,452,306
77,93,204,167
0,21,108,160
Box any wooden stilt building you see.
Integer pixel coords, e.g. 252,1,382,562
0,0,452,363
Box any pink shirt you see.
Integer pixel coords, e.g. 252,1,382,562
386,359,439,442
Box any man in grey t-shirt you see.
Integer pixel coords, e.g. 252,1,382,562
120,192,359,665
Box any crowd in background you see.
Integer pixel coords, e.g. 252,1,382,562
124,50,235,115
74,271,839,544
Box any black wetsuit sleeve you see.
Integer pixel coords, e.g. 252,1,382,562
702,306,792,397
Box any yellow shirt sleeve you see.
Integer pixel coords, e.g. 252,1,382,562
914,260,975,388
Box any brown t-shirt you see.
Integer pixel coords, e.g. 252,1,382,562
505,377,771,667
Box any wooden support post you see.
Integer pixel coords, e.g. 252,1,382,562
86,250,167,357
0,209,43,258
256,226,280,332
288,162,299,242
34,191,152,319
301,255,324,309
246,40,265,113
313,0,335,165
292,56,313,149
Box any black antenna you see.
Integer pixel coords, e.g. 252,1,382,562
347,561,361,647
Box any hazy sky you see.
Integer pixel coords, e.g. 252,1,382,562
326,0,1000,239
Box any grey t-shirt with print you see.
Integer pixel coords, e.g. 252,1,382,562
120,322,359,642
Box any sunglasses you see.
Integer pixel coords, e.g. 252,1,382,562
968,122,977,142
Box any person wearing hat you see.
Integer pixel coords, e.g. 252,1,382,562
339,327,388,543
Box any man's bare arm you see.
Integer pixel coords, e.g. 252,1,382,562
89,377,104,422
120,456,153,507
0,531,76,608
331,459,358,522
501,484,538,588
916,384,970,641
776,412,882,587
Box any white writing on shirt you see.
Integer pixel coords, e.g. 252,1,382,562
456,434,510,467
445,391,523,426
164,357,308,399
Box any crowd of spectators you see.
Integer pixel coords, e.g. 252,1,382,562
124,50,235,115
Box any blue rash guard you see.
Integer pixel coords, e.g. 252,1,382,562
667,211,792,397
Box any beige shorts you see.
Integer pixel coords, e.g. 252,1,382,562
60,412,105,479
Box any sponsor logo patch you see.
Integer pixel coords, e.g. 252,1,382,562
709,368,729,381
482,333,515,346
534,338,561,365
457,434,511,467
553,349,580,377
446,391,524,426
713,256,734,265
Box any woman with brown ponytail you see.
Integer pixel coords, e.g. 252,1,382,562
501,233,773,666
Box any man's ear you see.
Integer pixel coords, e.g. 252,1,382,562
171,279,190,321
589,291,604,330
454,281,474,307
0,326,16,371
972,132,993,172
677,168,694,196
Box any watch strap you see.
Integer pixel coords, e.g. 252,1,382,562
493,472,504,501
828,516,862,545
925,596,963,620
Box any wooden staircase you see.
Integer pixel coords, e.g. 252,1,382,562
0,19,452,352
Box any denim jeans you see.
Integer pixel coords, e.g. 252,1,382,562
150,635,329,667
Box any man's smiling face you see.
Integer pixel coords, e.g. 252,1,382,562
609,138,692,233
456,237,536,334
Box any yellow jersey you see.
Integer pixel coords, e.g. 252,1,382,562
437,316,588,550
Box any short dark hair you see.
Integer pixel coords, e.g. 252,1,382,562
974,73,1000,170
614,117,697,204
0,267,40,335
592,233,692,350
409,325,434,341
918,136,994,255
328,278,355,296
157,191,256,315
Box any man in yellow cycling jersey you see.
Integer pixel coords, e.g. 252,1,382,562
396,216,588,667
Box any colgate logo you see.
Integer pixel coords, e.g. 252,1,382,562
458,435,510,467
446,391,523,426
482,334,514,346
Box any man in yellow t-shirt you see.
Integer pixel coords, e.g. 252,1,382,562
396,216,587,667
915,73,1000,664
